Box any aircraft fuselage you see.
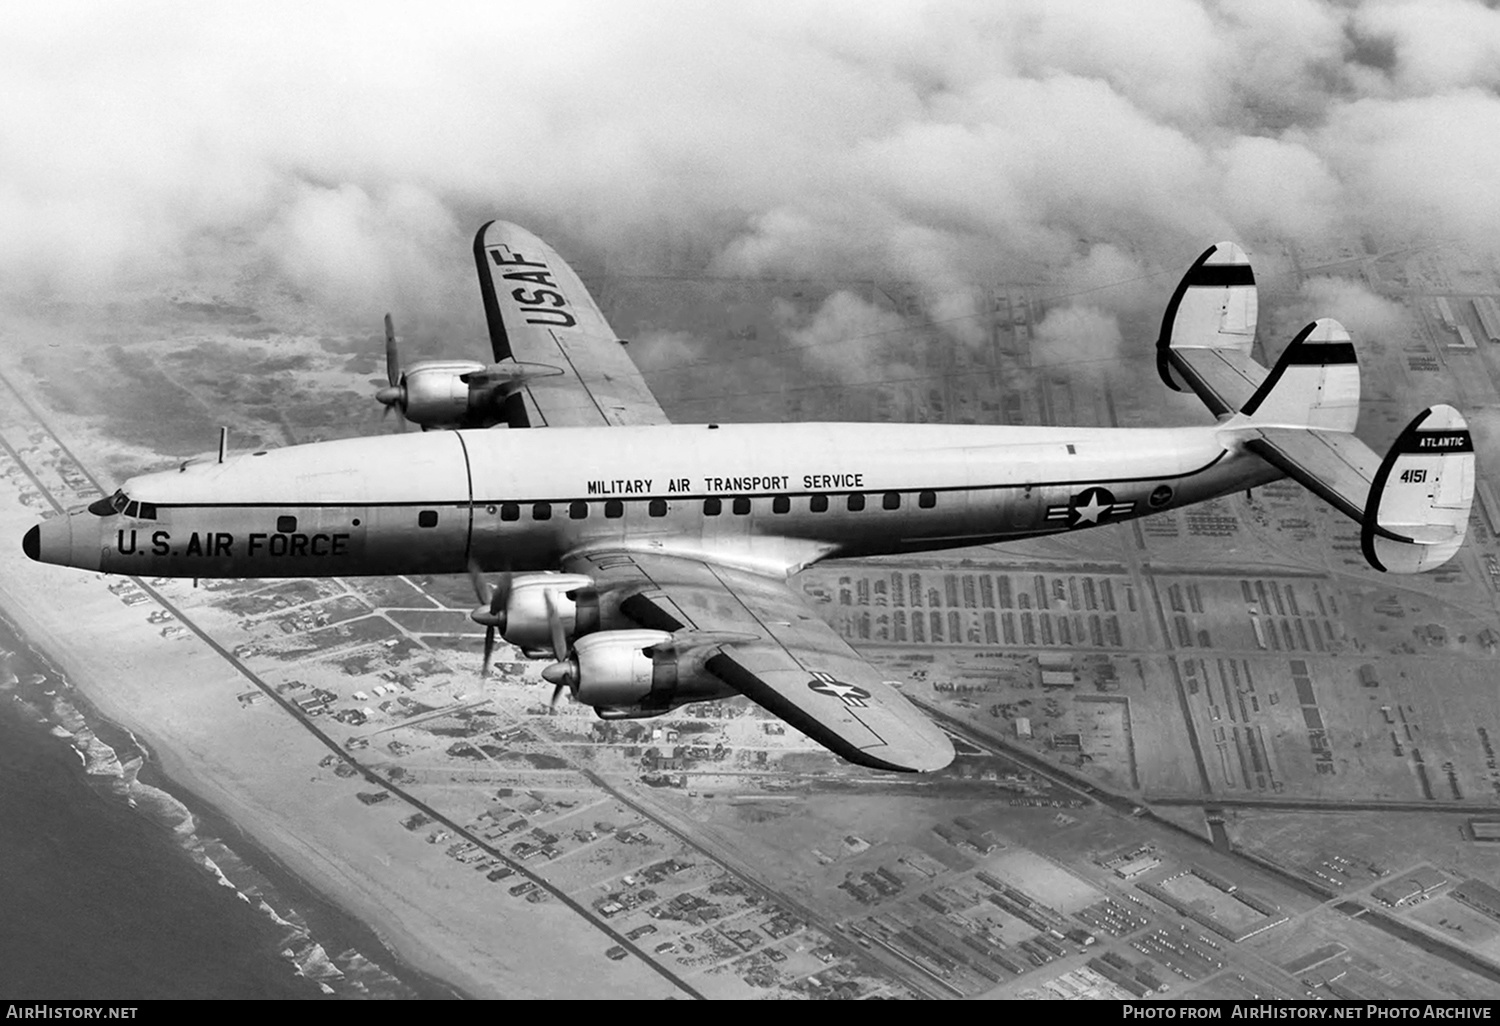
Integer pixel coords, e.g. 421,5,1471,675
27,420,1280,578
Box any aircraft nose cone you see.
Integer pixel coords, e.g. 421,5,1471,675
541,661,568,686
22,525,39,561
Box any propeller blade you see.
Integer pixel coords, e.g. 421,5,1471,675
543,589,568,659
467,560,492,607
550,683,567,710
482,627,496,678
384,313,399,387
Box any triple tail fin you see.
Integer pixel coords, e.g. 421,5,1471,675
1159,242,1477,573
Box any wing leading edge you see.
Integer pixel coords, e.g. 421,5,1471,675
564,550,955,773
473,220,669,428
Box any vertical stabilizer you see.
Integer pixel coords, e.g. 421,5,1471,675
1241,319,1361,432
1156,242,1257,394
1362,405,1475,573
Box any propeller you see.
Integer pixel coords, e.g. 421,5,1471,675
467,560,512,678
375,313,407,429
540,590,576,710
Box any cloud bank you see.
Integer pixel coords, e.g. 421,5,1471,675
4,1,1499,366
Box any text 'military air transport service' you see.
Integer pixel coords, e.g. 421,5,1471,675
24,221,1477,773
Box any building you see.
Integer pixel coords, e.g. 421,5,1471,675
1358,664,1380,688
1453,325,1478,350
1453,878,1500,920
1468,820,1500,843
1473,297,1500,344
1114,855,1161,880
1436,297,1457,329
1015,716,1032,739
1041,670,1076,689
1372,867,1446,907
1478,482,1500,536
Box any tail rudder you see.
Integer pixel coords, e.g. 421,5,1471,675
1362,405,1475,573
1157,241,1257,394
1241,318,1361,432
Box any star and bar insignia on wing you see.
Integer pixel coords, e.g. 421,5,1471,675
807,671,872,708
1045,486,1135,529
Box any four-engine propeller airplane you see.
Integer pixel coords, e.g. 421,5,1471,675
24,221,1477,773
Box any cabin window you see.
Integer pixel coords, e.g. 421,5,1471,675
810,494,828,513
648,499,668,517
847,493,865,512
569,501,588,520
772,495,790,515
533,502,552,521
703,497,722,516
278,515,298,533
500,503,520,522
732,497,751,516
417,510,438,528
918,490,936,509
604,500,624,519
883,492,901,511
125,501,139,518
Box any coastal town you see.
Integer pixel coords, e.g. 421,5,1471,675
3,226,1500,999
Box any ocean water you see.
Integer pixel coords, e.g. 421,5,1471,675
0,616,455,1000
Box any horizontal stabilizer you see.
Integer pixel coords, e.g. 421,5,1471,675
1243,427,1380,524
1235,405,1475,574
1362,405,1475,574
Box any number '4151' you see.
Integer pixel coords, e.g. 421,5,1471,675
1400,468,1428,484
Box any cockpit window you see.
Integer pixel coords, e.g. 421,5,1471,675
86,490,155,519
88,490,128,517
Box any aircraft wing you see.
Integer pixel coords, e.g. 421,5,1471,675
564,550,956,773
473,220,669,427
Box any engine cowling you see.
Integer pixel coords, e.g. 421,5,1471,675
398,360,490,428
543,630,741,712
498,573,598,652
570,630,670,707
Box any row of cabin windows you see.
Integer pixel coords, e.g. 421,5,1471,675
482,491,938,524
89,491,938,530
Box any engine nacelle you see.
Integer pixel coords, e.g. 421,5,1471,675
399,360,491,428
500,573,598,652
571,630,671,707
553,630,741,712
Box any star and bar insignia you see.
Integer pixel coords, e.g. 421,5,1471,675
1045,486,1135,529
807,671,871,708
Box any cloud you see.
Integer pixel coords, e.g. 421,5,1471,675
1030,306,1124,378
772,290,915,385
3,1,1499,393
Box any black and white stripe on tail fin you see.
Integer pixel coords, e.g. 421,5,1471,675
1362,405,1476,574
1156,241,1257,395
1241,318,1361,432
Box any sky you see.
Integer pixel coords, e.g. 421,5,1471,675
4,1,1500,374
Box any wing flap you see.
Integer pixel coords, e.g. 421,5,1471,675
567,550,954,772
473,220,669,427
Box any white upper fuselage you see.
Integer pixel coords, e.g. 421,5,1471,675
35,420,1279,578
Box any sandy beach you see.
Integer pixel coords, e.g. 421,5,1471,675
0,490,683,999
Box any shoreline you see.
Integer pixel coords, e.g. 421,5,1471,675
0,600,471,1002
0,586,479,1000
